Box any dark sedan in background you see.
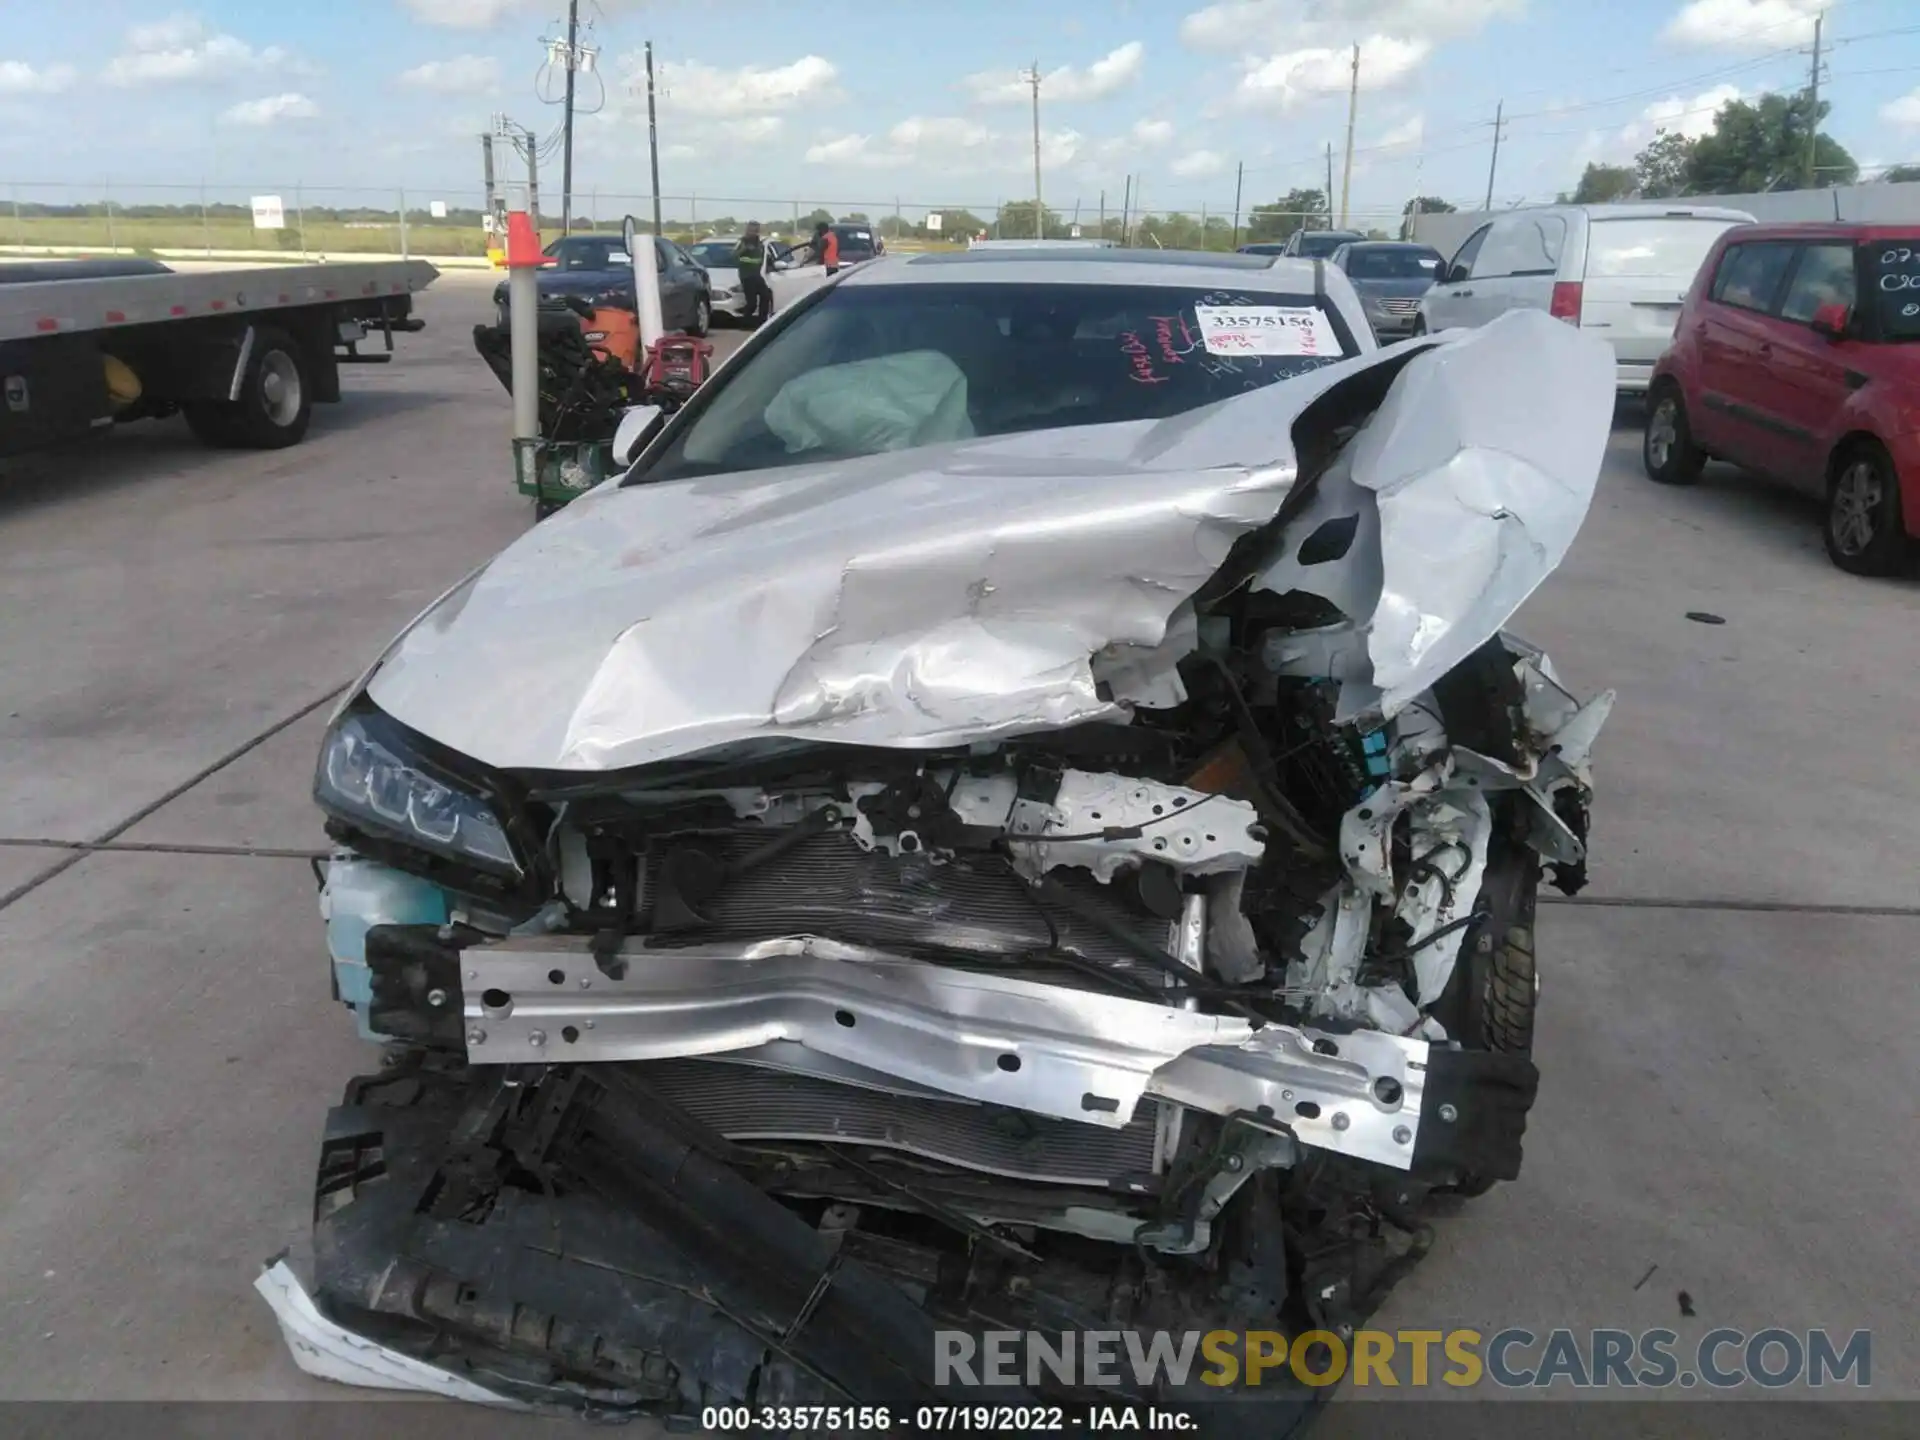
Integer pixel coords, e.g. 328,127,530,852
492,233,713,335
1331,241,1444,341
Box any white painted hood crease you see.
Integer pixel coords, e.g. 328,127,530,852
367,311,1616,772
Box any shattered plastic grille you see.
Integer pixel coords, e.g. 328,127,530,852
644,1057,1160,1186
639,832,1177,986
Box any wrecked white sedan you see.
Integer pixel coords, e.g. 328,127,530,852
272,251,1616,1417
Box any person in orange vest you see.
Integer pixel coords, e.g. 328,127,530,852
812,220,841,275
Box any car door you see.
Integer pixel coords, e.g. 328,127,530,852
653,239,693,328
1422,224,1489,330
1687,239,1797,466
1493,212,1567,319
1760,241,1861,494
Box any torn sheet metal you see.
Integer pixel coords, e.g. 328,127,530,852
255,1259,521,1405
1257,310,1615,723
363,312,1605,773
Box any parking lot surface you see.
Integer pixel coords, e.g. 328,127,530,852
0,273,1913,1409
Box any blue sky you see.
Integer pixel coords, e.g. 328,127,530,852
2,0,1919,223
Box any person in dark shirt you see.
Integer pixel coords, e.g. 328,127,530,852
734,220,773,327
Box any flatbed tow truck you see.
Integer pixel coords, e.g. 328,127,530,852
0,256,437,457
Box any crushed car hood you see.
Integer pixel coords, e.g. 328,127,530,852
367,310,1614,772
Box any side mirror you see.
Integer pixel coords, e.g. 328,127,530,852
1810,302,1850,340
1445,264,1470,285
612,403,664,466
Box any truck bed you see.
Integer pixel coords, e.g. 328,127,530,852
0,259,439,342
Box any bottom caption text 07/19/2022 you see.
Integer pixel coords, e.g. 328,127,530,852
701,1404,1199,1433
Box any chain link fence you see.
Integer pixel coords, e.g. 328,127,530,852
0,180,1414,262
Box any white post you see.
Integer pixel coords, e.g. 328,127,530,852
627,216,665,348
509,265,539,440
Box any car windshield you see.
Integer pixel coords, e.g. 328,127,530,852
637,280,1353,484
1585,218,1744,278
545,239,619,271
1346,247,1442,280
1294,233,1356,257
834,228,877,255
1870,238,1920,340
689,240,740,267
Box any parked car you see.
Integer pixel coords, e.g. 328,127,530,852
1280,228,1366,259
1643,221,1920,576
1331,240,1445,340
284,247,1616,1417
1419,203,1753,390
493,232,712,336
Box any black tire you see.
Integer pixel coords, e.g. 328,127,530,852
1411,316,1428,337
688,292,711,338
183,325,313,450
1434,839,1538,1058
1824,439,1909,577
1642,383,1704,486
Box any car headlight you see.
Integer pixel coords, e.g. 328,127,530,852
726,285,743,297
315,712,520,878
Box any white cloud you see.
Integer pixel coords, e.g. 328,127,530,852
104,13,293,87
1662,0,1826,52
399,0,528,27
222,92,319,126
0,61,76,95
650,54,840,117
1882,89,1920,130
806,115,1082,174
722,116,786,142
399,55,500,93
1235,35,1428,111
1132,118,1175,147
1182,0,1521,51
964,42,1145,105
1375,113,1426,150
1593,84,1743,160
1171,148,1227,178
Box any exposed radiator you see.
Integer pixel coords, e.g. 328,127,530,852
643,1057,1160,1187
639,831,1178,985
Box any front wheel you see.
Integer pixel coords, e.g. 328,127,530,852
1643,385,1704,486
688,294,711,338
1825,440,1909,576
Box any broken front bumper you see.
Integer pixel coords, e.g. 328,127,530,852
369,927,1533,1177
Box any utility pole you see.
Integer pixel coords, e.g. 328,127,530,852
1098,188,1105,240
1484,100,1504,212
645,41,663,237
1230,160,1243,249
1120,174,1131,247
1324,144,1334,229
561,0,579,232
1804,13,1823,189
1339,42,1359,229
1025,62,1044,238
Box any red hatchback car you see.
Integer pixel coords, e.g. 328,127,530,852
1644,222,1920,575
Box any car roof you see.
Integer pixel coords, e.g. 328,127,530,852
1497,203,1756,223
1341,240,1435,250
845,248,1324,290
1707,220,1920,242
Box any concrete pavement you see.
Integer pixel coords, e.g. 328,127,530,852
0,278,1911,1410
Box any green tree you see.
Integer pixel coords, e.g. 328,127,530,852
1683,93,1857,193
1635,131,1696,198
1881,163,1920,184
842,211,870,222
996,199,1063,239
1572,162,1637,204
804,207,835,228
1247,188,1327,243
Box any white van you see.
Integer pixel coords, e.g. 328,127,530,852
1418,203,1754,391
